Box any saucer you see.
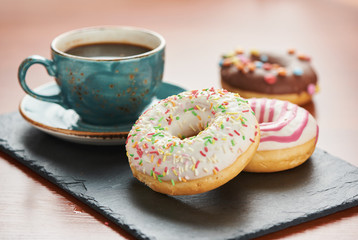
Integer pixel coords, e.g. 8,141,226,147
19,82,186,145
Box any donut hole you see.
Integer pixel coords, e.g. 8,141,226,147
168,105,213,139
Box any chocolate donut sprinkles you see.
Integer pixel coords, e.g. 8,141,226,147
220,48,319,105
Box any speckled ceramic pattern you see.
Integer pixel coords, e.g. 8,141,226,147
52,49,164,124
18,26,165,125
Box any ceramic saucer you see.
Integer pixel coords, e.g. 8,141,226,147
19,82,186,145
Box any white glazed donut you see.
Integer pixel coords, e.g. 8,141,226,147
244,98,319,172
126,88,260,195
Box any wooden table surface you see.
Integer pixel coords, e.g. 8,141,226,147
1,0,358,239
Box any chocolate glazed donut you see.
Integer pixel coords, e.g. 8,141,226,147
220,49,319,105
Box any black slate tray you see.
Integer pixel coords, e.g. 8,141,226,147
1,112,358,240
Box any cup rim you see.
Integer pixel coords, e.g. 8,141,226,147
51,26,166,61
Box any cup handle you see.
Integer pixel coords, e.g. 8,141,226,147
18,55,63,104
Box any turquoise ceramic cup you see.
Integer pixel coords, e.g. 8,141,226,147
18,26,165,125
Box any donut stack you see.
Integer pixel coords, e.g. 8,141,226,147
125,87,319,195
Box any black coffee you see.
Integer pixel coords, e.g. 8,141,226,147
65,42,152,58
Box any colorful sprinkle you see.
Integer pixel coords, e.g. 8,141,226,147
222,58,232,67
149,151,159,155
248,62,256,72
235,62,244,71
235,47,244,54
264,74,277,84
277,67,287,76
169,100,176,106
250,49,260,56
263,63,272,71
293,67,303,76
195,160,200,168
260,55,268,62
223,52,235,58
307,83,316,95
288,48,296,54
200,151,206,157
297,54,311,61
255,61,263,68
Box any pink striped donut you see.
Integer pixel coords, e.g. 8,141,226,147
244,98,319,172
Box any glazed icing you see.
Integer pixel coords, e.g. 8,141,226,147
220,49,318,95
249,98,318,151
126,88,258,184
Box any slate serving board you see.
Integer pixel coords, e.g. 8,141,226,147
1,112,358,240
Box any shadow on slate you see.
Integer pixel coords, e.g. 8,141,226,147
1,112,358,240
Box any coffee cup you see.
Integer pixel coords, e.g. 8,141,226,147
18,26,165,125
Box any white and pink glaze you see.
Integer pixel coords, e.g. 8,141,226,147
248,98,318,151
